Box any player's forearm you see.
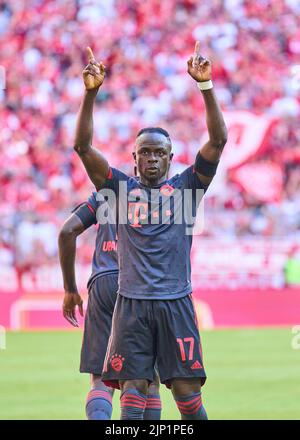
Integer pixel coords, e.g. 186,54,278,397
201,88,227,149
58,230,78,293
74,89,98,154
73,88,109,188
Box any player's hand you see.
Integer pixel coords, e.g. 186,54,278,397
62,292,84,327
187,41,212,83
83,47,106,91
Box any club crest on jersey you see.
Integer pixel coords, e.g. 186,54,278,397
160,184,175,196
110,353,125,372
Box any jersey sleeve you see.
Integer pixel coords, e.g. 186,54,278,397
96,167,129,196
179,165,210,192
94,167,130,226
72,192,98,228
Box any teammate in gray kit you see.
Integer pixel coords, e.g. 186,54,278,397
59,194,162,420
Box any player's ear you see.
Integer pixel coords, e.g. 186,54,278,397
169,152,174,162
132,151,137,162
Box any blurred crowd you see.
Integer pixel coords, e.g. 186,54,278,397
0,0,300,283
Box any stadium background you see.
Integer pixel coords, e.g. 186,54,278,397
0,0,300,419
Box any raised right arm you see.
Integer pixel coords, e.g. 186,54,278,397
74,47,109,189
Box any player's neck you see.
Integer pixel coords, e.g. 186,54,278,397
139,175,167,187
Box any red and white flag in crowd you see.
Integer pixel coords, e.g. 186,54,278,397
221,111,275,169
198,110,274,169
196,110,276,196
230,161,283,203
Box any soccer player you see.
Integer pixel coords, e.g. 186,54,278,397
73,42,227,420
58,194,162,420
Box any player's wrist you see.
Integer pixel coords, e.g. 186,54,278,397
85,87,100,95
197,80,213,91
64,289,79,296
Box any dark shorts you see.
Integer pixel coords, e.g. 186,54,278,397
102,294,206,389
80,273,118,375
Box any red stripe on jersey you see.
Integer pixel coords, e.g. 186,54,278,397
86,203,96,214
107,168,113,180
95,167,113,191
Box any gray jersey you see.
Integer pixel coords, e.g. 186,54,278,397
100,166,207,300
73,192,118,289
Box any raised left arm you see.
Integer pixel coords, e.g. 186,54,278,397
187,41,228,186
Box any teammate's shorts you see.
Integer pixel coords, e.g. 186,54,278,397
80,273,118,375
102,294,206,389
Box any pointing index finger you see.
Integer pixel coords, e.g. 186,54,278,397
194,41,201,57
86,46,95,63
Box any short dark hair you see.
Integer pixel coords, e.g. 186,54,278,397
136,127,171,140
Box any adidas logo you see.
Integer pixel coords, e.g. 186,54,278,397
191,360,202,370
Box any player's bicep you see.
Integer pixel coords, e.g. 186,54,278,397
194,140,222,187
195,170,213,187
72,200,98,229
199,140,223,162
75,145,110,189
60,213,88,237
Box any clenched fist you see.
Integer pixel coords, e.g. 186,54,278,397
83,47,106,90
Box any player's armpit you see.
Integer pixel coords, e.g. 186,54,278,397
194,171,212,188
75,144,110,190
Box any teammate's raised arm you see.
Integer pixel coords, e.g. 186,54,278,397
187,41,228,186
74,47,109,189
